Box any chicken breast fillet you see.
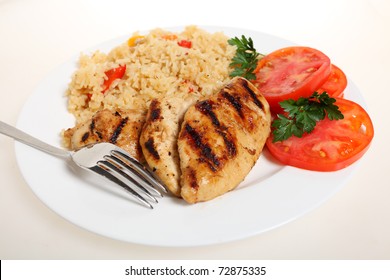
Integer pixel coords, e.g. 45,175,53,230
178,77,271,203
140,96,198,196
64,109,146,161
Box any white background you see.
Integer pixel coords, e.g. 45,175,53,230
0,0,389,259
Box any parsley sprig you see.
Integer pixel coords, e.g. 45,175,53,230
228,36,263,80
272,92,344,142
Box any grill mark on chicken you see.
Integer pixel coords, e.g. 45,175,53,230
81,132,89,142
187,168,199,190
149,100,162,121
89,120,95,131
109,117,128,144
195,100,220,126
184,123,220,172
198,158,217,172
222,91,244,118
217,130,237,157
195,99,237,158
144,138,160,160
241,79,264,110
95,131,103,139
89,119,103,140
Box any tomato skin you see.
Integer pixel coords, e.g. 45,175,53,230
317,64,347,98
255,46,331,113
102,64,127,93
266,98,374,171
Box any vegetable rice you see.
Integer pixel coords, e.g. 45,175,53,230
65,26,235,126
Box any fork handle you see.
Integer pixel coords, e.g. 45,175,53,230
0,120,69,158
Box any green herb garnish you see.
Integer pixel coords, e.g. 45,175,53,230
228,36,263,80
272,92,344,142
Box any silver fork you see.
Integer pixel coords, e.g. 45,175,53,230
0,120,167,209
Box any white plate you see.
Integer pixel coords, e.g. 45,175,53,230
15,26,365,247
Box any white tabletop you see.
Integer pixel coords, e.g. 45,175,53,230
1,0,389,259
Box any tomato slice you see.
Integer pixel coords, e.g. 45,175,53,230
266,98,374,171
102,64,127,93
254,46,331,113
317,64,347,98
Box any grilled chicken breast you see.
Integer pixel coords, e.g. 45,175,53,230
64,109,146,160
178,77,271,203
140,96,198,196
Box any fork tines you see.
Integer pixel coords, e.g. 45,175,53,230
91,148,167,209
